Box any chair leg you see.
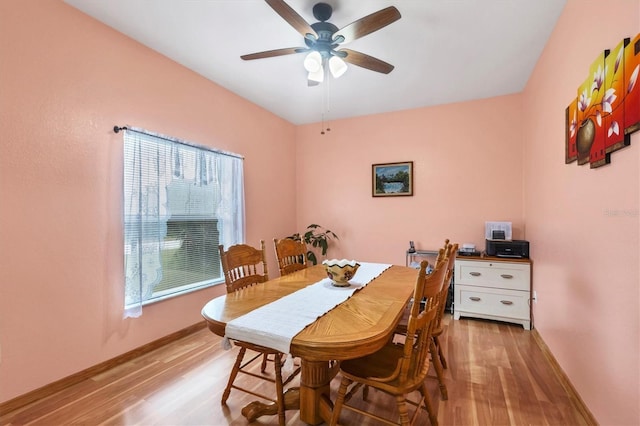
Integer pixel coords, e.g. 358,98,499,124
273,353,286,426
222,346,247,405
261,353,269,373
434,335,447,369
395,394,411,426
420,382,438,426
330,377,351,426
429,339,448,400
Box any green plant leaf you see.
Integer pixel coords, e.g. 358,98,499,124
303,230,314,243
320,239,328,255
288,232,301,241
289,224,339,265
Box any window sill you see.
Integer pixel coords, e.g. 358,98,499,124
142,279,225,306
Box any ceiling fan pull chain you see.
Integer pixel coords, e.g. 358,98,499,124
320,73,328,135
325,73,331,132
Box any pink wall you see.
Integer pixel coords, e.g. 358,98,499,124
1,1,638,423
522,1,639,424
295,96,525,264
0,1,297,402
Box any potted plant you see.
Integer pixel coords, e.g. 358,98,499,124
289,224,339,265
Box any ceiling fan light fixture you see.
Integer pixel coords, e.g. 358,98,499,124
308,67,324,83
241,2,401,86
329,55,347,78
303,51,323,73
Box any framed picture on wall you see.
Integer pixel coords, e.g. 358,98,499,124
372,161,413,197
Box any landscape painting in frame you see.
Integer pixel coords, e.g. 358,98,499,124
565,32,640,169
372,161,413,197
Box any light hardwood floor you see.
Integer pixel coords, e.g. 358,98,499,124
1,316,593,425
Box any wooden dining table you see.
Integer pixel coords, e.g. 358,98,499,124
201,263,418,425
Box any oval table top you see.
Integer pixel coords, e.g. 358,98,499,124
201,264,418,362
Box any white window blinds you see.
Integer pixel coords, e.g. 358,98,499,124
122,127,244,318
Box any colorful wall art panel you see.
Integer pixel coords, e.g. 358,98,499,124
565,33,640,168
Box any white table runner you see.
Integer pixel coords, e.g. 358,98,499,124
223,262,391,358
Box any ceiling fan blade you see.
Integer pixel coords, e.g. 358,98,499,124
340,48,394,74
241,47,307,60
265,0,317,39
333,6,401,44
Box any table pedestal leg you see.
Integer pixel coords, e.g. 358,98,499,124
240,359,338,425
299,360,337,425
241,388,300,422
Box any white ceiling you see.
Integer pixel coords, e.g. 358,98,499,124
64,0,566,125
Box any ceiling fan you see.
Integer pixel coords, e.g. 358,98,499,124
241,0,401,85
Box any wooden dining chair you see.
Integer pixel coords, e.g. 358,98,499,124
330,259,447,426
273,237,308,276
218,240,300,426
219,240,269,293
392,239,456,401
423,240,457,400
432,241,458,371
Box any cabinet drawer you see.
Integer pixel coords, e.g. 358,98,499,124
455,260,530,291
455,285,529,320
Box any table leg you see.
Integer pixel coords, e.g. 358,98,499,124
240,359,338,425
299,359,338,425
241,388,300,422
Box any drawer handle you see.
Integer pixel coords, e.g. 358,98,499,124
469,296,481,302
469,272,481,277
500,274,514,279
500,300,514,305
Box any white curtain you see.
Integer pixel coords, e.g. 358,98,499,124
122,128,244,318
216,155,245,249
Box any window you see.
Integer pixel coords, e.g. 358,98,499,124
122,127,244,318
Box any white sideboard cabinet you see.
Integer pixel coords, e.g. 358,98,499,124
453,256,532,330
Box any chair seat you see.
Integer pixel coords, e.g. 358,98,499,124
340,343,426,393
233,340,286,355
